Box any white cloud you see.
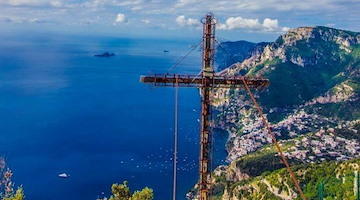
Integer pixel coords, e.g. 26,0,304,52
28,18,49,23
282,27,291,32
263,18,278,29
114,0,144,7
175,0,199,7
187,18,199,26
141,19,150,24
175,15,186,26
80,0,144,8
217,23,227,30
171,0,347,14
0,0,62,7
131,6,143,11
115,13,127,24
218,16,289,33
49,1,61,7
0,16,51,24
0,0,357,37
223,17,261,30
175,15,200,27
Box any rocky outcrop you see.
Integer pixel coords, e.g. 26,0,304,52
222,26,360,76
262,179,297,200
214,163,250,183
226,164,250,182
305,81,359,106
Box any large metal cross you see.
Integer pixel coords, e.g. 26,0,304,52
140,13,269,200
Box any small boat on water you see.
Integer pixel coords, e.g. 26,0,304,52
58,173,70,178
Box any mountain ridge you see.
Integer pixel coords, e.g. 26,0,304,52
196,25,360,200
216,40,269,72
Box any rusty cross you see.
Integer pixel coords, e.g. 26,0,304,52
140,13,269,200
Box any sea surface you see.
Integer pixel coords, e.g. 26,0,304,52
0,34,227,200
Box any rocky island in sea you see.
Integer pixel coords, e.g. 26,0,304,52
94,52,115,57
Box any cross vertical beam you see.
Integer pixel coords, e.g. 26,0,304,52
199,13,216,200
199,77,212,200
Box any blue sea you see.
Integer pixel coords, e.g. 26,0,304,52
0,33,227,200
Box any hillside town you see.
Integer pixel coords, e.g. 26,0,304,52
284,125,360,163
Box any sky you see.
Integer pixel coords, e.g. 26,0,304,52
0,0,359,41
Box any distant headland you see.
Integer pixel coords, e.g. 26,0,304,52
94,52,115,57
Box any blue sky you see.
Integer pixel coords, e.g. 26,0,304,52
0,0,359,41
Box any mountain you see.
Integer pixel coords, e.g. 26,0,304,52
215,41,269,71
194,26,360,199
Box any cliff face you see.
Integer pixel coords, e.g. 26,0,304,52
215,40,271,72
224,26,360,77
207,26,360,200
215,40,257,71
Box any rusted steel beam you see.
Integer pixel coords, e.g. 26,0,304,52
140,75,270,88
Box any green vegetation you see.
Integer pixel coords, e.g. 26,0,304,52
235,142,298,176
248,28,359,110
260,61,318,107
275,36,284,46
334,124,360,142
0,158,25,200
213,158,360,200
305,100,360,121
350,44,360,59
2,188,25,200
98,181,154,200
131,188,153,200
300,159,359,199
258,45,353,108
315,26,360,38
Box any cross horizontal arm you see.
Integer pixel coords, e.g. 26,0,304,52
140,74,270,88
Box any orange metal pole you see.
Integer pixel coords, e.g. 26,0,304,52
199,13,215,200
241,77,307,200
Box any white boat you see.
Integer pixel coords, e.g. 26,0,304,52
58,173,70,178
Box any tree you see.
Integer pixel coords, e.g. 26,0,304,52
109,181,131,200
3,187,25,200
0,157,25,200
102,181,154,200
131,187,154,200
